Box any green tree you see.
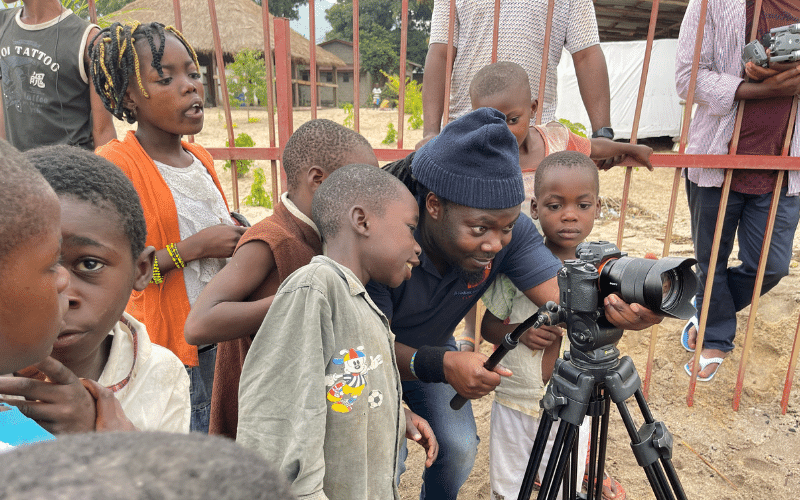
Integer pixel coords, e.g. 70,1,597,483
324,0,432,81
227,49,270,108
254,0,307,21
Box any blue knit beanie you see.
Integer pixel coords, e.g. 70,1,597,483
411,107,523,210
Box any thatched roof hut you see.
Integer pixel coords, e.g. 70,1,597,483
105,0,345,66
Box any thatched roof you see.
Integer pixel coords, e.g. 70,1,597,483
105,0,346,66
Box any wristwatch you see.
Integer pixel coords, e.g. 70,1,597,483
592,127,614,140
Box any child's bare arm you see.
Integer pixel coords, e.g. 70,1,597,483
184,241,278,345
404,407,439,467
590,139,654,171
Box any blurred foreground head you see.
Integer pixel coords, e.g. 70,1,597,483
0,431,297,500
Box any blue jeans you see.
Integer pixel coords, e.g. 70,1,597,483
186,345,217,433
398,378,479,500
687,180,800,352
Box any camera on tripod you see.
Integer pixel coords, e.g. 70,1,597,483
559,241,698,356
742,23,800,67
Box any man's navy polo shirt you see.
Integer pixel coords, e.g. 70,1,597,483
366,215,561,349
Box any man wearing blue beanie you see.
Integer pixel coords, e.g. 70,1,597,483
369,108,660,499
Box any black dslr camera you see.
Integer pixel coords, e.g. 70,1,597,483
558,241,697,358
742,23,800,67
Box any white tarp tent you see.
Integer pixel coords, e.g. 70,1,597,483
555,39,683,140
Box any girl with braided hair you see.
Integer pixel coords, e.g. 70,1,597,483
90,21,247,433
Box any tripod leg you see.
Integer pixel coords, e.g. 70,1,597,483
594,395,611,500
541,424,579,500
633,390,688,500
615,396,674,500
518,412,555,500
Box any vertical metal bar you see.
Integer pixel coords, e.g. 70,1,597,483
397,0,409,149
535,0,555,125
309,0,317,118
636,0,661,399
688,0,762,404
782,313,800,414
491,0,500,63
687,169,732,406
261,0,279,204
207,0,239,210
171,0,183,31
352,0,360,133
274,17,293,195
734,96,798,410
442,0,456,126
88,0,97,24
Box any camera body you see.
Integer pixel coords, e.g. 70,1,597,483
742,23,800,67
557,241,698,361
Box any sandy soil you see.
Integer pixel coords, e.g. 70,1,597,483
114,107,800,499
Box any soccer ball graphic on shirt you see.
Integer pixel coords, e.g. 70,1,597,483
367,390,383,409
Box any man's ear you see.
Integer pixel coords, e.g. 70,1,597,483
307,166,327,194
531,197,539,220
594,197,601,219
133,246,156,291
531,99,538,116
426,192,443,220
349,205,370,236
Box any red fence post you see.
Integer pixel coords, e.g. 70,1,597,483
274,17,293,196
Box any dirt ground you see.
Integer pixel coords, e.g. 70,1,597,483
115,107,800,499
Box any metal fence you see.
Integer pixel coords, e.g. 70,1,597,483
87,0,800,412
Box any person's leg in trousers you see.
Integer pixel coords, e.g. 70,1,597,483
687,181,745,352
729,187,800,311
401,379,479,500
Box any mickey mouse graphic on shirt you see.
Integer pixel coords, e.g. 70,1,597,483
325,346,383,413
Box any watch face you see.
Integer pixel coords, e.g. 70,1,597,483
592,127,614,140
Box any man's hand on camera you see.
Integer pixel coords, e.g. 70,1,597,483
519,324,563,351
603,294,663,331
442,351,511,399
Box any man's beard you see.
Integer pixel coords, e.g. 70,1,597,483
455,263,489,286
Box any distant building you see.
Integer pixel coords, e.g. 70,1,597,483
299,39,418,108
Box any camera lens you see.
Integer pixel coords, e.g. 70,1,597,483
598,256,698,320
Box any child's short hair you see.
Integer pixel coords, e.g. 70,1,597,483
469,61,531,104
0,431,296,500
534,151,599,198
282,119,372,190
0,139,56,267
312,163,405,241
89,22,199,124
25,146,147,259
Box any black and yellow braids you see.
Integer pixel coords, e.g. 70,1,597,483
89,22,201,124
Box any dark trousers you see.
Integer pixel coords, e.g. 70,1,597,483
686,179,799,352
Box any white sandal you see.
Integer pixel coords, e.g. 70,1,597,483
684,354,724,382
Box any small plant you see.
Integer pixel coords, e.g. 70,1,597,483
382,122,397,145
243,168,273,209
223,133,255,176
341,102,354,129
380,71,423,130
223,122,239,129
558,118,588,138
227,50,269,108
248,117,261,123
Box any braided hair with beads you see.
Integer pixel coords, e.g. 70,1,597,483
89,22,200,124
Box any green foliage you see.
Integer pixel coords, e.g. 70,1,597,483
380,71,423,130
341,102,354,129
227,50,269,108
558,118,588,138
254,0,306,21
382,122,397,145
325,0,433,80
248,117,261,123
223,133,256,176
243,168,273,209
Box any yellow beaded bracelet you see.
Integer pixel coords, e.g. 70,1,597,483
167,242,185,269
150,255,164,284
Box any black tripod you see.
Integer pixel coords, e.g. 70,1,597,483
450,302,688,500
519,338,687,500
